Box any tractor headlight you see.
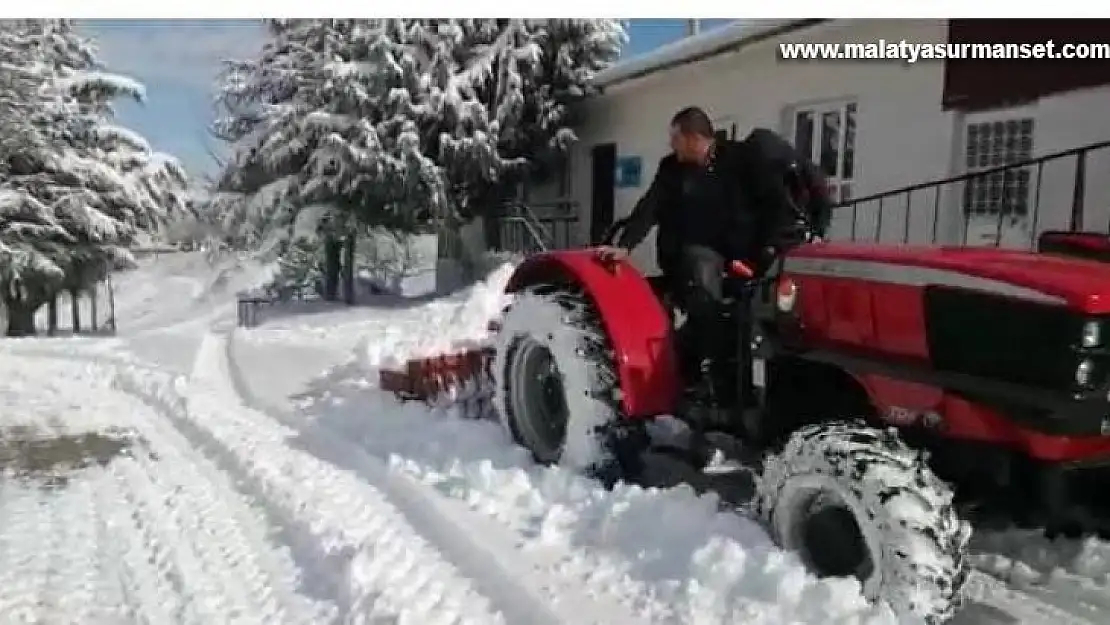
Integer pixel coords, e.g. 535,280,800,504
1077,358,1096,386
776,278,798,313
1082,321,1101,348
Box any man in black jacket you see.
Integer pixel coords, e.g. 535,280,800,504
600,106,832,404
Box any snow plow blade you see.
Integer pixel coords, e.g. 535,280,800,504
378,321,500,417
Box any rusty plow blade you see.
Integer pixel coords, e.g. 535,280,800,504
378,324,499,420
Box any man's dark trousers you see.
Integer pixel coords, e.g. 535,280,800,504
674,244,741,405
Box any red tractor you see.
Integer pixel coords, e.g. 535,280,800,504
486,215,1110,623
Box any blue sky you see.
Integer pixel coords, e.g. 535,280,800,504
78,19,735,181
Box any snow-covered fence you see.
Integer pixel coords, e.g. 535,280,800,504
33,279,117,336
236,294,268,328
131,244,181,260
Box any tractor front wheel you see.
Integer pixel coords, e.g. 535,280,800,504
756,422,971,624
492,285,644,484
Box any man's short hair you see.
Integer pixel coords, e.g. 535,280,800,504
670,106,714,138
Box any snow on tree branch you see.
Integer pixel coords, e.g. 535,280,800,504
0,19,191,304
209,18,624,246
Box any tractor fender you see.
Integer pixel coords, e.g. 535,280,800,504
505,249,681,419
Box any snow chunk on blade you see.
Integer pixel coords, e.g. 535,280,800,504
377,263,515,415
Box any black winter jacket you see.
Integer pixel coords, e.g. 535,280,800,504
616,128,832,274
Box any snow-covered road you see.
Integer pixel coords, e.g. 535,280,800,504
2,251,1110,624
0,355,329,624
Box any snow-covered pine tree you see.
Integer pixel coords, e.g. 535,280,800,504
214,19,623,235
422,19,625,220
211,20,359,299
299,21,447,230
210,19,623,297
267,236,322,300
0,20,82,333
213,20,445,300
210,19,345,249
0,19,191,335
324,19,625,244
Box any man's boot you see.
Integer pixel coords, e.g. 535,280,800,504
674,357,724,469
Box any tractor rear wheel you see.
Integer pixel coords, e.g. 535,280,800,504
756,422,971,624
492,285,643,484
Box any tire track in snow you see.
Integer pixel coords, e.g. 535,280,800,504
4,339,646,624
221,330,658,625
0,357,327,625
105,418,328,624
92,466,191,625
220,331,1110,625
34,415,124,625
9,341,1108,624
112,337,513,625
969,529,1110,622
961,571,1098,625
970,562,1110,624
0,478,60,622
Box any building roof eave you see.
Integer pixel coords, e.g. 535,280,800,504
593,19,825,91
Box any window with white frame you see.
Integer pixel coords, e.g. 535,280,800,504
961,117,1035,220
790,100,857,203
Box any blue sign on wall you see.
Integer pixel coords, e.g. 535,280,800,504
615,156,643,188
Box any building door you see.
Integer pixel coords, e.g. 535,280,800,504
590,143,617,245
959,111,1036,248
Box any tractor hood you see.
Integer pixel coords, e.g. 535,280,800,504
787,243,1110,314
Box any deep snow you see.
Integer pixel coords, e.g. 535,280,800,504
0,249,1108,624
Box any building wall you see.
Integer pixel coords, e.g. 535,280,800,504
534,19,1110,273
936,85,1110,248
563,19,957,274
1012,85,1110,233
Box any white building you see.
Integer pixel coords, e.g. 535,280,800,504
530,18,1110,275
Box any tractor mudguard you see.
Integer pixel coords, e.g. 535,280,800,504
505,249,681,419
1038,230,1110,263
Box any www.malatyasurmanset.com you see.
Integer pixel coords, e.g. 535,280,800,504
779,40,1110,63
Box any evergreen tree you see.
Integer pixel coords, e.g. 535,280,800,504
0,20,190,335
211,19,624,241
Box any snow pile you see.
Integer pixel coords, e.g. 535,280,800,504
293,364,903,625
8,249,1110,624
973,530,1110,583
970,528,1110,615
224,258,515,356
370,262,516,369
115,338,508,625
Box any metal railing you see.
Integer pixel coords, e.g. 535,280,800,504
495,200,579,254
492,138,1110,256
834,139,1110,249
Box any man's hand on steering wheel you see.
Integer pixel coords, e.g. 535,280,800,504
595,246,629,262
